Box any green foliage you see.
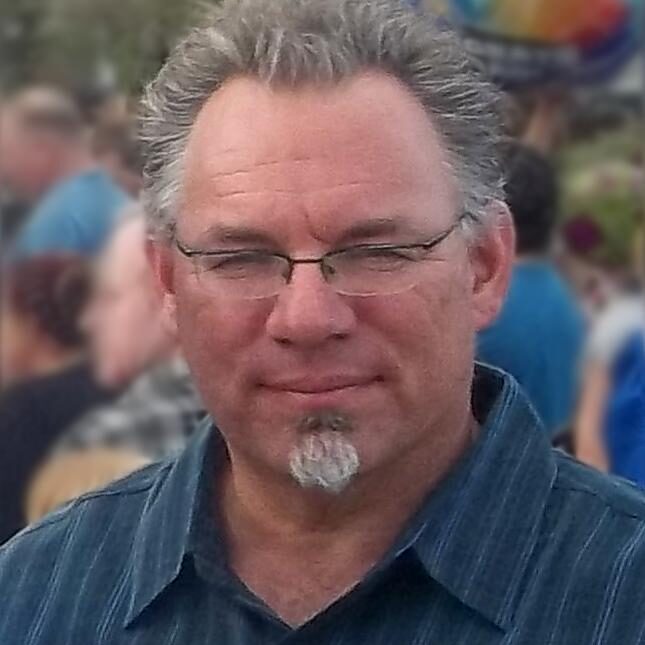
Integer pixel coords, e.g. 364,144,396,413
559,122,644,266
1,0,218,94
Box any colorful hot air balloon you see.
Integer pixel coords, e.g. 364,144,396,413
414,0,642,87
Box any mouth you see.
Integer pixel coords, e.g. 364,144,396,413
261,375,383,395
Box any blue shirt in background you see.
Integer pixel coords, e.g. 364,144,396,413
477,260,584,435
606,331,645,486
11,169,128,258
4,367,645,643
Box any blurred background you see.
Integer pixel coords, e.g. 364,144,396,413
0,0,642,543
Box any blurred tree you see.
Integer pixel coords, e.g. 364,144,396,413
0,0,215,95
0,0,48,90
560,122,643,266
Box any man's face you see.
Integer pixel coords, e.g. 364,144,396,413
153,73,512,483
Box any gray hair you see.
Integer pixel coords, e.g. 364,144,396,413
140,0,505,240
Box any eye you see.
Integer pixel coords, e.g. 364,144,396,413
199,251,278,278
341,246,417,272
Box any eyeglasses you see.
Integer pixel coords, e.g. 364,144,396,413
174,216,466,299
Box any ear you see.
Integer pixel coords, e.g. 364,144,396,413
468,202,515,331
146,239,178,336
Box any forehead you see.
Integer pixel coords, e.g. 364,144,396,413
181,72,457,242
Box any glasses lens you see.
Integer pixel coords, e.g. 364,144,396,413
327,247,420,296
195,252,286,299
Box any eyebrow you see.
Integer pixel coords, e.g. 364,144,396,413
336,217,422,245
190,225,277,248
188,216,422,249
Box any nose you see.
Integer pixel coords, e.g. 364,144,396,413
265,262,357,348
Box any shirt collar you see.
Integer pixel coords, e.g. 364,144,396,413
407,365,557,631
125,365,557,630
124,418,214,626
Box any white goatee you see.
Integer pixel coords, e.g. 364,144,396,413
288,412,360,493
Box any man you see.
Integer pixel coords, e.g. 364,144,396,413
55,208,203,459
477,142,585,435
1,86,128,258
2,2,645,643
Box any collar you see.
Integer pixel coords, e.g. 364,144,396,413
124,365,557,631
406,365,557,631
124,418,214,626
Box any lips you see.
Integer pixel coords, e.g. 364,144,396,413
261,374,380,394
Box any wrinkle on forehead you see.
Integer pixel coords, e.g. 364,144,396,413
203,155,330,181
182,72,458,245
200,178,408,200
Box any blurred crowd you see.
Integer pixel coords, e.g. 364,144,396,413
0,79,642,545
0,86,205,543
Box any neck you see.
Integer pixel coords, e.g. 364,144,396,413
220,408,476,556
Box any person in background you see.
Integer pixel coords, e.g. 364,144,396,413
0,255,113,544
0,101,31,248
558,214,613,318
604,330,645,485
477,142,585,435
26,448,151,525
81,205,176,390
54,208,203,460
575,238,643,477
92,121,143,198
1,86,128,258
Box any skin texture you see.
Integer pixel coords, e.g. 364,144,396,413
83,217,175,389
150,72,514,625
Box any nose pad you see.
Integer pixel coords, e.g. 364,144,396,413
320,259,337,282
285,258,334,288
265,261,357,346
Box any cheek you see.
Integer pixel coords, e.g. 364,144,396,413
175,288,268,388
357,270,475,386
101,301,139,357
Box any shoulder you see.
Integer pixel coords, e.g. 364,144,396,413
554,450,645,521
0,460,171,640
548,451,645,586
527,453,645,631
41,172,127,222
0,459,168,573
79,170,128,207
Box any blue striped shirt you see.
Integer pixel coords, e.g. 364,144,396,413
3,365,645,644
